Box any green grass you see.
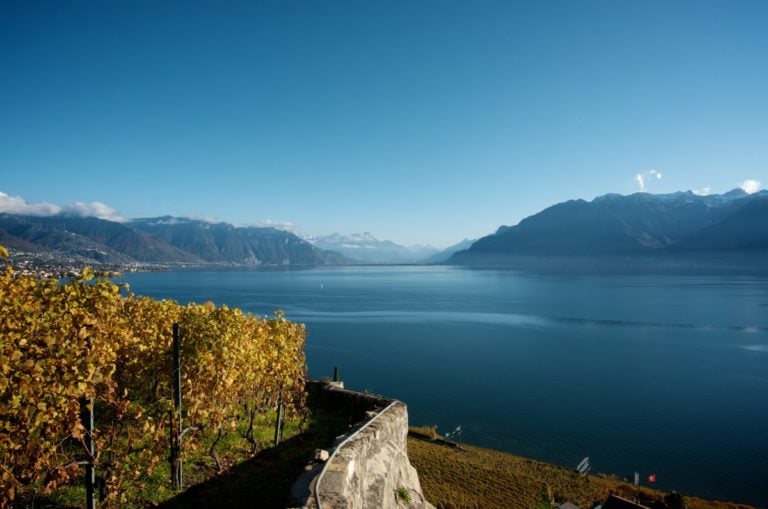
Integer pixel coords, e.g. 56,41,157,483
158,405,351,508
47,485,87,508
396,486,412,504
37,403,353,509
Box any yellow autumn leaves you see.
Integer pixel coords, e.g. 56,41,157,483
0,253,307,506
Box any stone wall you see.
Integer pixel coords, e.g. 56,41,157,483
290,383,434,509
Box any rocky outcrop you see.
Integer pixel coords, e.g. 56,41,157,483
290,384,434,509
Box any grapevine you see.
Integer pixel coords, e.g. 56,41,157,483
0,246,307,506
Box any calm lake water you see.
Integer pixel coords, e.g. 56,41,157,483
121,266,768,506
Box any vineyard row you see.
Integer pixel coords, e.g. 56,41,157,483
0,259,307,506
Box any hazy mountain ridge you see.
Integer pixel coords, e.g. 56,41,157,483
423,238,476,264
0,214,199,264
305,232,440,264
4,188,767,270
450,189,768,269
131,216,348,266
0,214,347,267
669,196,768,252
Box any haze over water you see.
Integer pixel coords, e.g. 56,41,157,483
122,266,768,506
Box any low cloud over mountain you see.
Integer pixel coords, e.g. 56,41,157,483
0,191,126,222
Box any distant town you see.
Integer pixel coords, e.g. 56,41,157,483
5,251,168,279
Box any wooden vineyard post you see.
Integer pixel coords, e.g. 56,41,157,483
170,323,183,489
274,386,283,447
82,336,96,509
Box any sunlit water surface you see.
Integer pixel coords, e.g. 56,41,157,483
122,266,768,506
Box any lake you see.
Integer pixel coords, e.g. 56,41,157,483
121,266,768,506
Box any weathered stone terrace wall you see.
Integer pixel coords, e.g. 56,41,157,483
290,382,434,509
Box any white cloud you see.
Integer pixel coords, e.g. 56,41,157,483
692,187,711,196
182,216,295,230
186,214,219,224
248,219,296,231
634,169,663,191
0,191,126,222
0,191,60,216
739,179,761,194
62,201,126,222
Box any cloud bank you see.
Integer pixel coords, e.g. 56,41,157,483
185,214,219,224
739,179,761,194
0,191,298,230
635,169,663,191
245,219,296,231
0,191,127,222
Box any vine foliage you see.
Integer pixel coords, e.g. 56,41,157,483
0,248,307,506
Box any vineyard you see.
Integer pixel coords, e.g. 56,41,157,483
0,246,308,507
408,429,755,509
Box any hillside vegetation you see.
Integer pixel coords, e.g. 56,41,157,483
0,245,307,506
407,430,756,509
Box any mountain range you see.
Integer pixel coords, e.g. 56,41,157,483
303,233,476,264
3,188,767,271
422,238,476,264
0,214,347,267
304,233,435,264
449,189,768,270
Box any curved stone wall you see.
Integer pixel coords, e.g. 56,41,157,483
290,383,434,509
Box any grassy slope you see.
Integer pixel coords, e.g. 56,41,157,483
46,405,354,508
156,408,346,509
407,433,756,509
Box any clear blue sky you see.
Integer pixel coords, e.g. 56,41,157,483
1,0,767,247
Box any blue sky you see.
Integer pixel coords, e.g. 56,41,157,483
1,0,767,247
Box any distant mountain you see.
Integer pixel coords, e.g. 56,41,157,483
0,214,348,267
305,232,439,264
0,214,199,264
131,216,348,266
671,195,768,252
423,238,476,264
449,189,768,269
